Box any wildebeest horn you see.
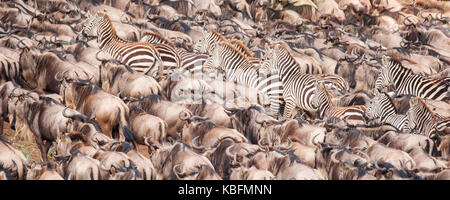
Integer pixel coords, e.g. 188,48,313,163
403,16,414,26
173,164,184,180
258,137,267,148
312,133,321,146
62,107,74,118
17,39,28,49
225,145,237,163
99,158,111,172
190,115,208,121
278,138,294,150
54,69,69,82
191,136,205,150
330,150,340,164
144,136,153,146
9,88,21,98
179,110,191,121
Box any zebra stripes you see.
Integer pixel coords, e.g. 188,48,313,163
193,29,226,55
261,43,317,119
312,82,366,124
365,91,409,132
140,31,181,70
406,97,450,138
375,56,449,101
205,41,284,115
81,11,162,76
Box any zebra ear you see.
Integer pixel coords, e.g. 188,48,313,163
373,89,380,96
381,55,390,66
264,43,270,51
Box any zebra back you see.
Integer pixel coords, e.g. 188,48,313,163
262,42,317,118
207,41,284,115
313,81,365,122
82,12,162,76
140,31,175,47
407,97,442,137
376,56,449,101
366,92,409,132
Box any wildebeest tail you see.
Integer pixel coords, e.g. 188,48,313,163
117,108,137,148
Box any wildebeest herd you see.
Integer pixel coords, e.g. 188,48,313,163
0,0,449,180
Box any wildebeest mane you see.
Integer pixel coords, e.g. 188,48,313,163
70,81,101,107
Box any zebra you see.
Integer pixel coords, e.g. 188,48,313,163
80,11,163,77
406,97,450,138
140,31,181,71
205,41,284,115
375,55,450,101
311,81,366,125
365,91,410,132
193,29,226,55
140,31,208,76
260,42,318,119
314,73,350,96
229,39,261,65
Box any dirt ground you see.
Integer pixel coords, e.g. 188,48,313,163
2,121,152,165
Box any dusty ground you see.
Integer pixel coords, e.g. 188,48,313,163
2,121,41,164
2,121,151,165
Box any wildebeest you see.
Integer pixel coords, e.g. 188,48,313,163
59,79,135,144
0,136,28,180
99,62,161,98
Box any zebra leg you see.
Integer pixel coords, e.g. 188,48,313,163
283,99,296,119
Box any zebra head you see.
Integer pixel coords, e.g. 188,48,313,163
260,43,278,74
365,90,383,120
80,11,102,42
374,55,392,93
204,41,223,71
311,81,326,110
193,29,210,54
406,97,421,132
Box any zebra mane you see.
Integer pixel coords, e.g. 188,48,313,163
230,39,254,58
415,97,438,119
219,41,256,68
386,58,415,75
142,31,175,47
381,92,399,113
319,82,333,105
269,41,303,70
96,11,119,40
209,29,227,42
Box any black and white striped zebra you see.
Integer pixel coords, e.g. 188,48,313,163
260,42,317,119
193,29,226,55
80,11,162,77
141,31,208,76
406,97,450,138
205,41,284,115
312,81,366,125
140,31,181,70
365,91,410,132
375,55,450,101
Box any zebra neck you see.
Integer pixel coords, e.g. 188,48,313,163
318,97,331,118
279,57,301,84
389,65,418,91
97,19,119,51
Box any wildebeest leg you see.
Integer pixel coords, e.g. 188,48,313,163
35,136,48,163
100,122,113,139
44,140,53,160
0,120,3,135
